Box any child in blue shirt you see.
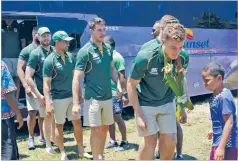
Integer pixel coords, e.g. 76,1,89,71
202,61,237,160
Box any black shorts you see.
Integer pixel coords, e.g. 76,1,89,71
1,117,19,160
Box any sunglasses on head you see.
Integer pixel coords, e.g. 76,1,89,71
165,19,180,24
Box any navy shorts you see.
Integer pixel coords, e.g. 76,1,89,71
112,97,123,115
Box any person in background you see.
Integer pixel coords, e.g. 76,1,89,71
104,35,130,151
2,19,27,102
1,60,24,160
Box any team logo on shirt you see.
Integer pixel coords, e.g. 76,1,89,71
41,57,45,62
55,62,63,68
92,53,100,61
149,68,159,75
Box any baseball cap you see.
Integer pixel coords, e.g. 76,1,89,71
52,31,74,42
37,27,50,36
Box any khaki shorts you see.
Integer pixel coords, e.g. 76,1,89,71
136,101,177,137
52,97,78,124
26,94,38,111
34,99,46,118
84,99,114,127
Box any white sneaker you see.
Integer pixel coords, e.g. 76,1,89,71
79,152,93,159
61,153,69,160
46,146,56,155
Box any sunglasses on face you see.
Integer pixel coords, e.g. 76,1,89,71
151,28,160,35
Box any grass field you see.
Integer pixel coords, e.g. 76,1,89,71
16,97,238,160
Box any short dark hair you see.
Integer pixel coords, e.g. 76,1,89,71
104,35,115,48
203,61,225,79
89,17,106,30
32,26,39,34
160,15,179,29
154,20,160,25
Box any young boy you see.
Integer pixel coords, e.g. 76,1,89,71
202,61,237,160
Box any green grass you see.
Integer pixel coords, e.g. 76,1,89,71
16,98,237,160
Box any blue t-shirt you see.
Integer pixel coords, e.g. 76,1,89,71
209,88,238,148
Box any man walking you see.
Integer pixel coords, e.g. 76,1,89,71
17,26,45,149
127,23,187,160
43,31,92,160
72,17,118,160
141,15,189,160
25,27,55,154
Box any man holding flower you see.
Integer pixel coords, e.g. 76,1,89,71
127,23,189,160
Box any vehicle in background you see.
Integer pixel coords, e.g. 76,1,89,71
2,1,237,121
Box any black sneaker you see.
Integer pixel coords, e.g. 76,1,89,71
115,141,130,152
154,151,160,159
175,154,184,160
28,137,36,150
105,140,118,149
39,137,46,145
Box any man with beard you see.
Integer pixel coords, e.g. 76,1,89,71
127,23,188,160
25,27,55,154
17,26,45,150
43,31,92,160
72,17,118,160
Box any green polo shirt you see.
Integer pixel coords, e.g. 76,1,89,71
130,43,189,107
18,42,38,62
43,50,75,100
75,40,113,100
27,46,54,94
140,37,161,51
111,50,125,96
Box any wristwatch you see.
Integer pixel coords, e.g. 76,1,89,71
122,92,128,99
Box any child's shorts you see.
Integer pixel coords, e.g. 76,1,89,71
210,146,237,160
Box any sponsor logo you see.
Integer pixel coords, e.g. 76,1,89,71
185,28,193,40
184,28,210,49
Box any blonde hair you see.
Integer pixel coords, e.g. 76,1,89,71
162,23,186,41
89,17,106,30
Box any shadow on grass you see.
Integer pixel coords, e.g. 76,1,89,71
122,106,135,121
64,145,92,160
64,137,75,143
65,144,88,152
182,154,198,160
127,143,139,151
19,153,30,159
35,144,45,149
